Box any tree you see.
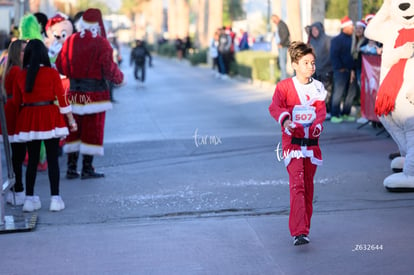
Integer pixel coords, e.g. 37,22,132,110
222,0,245,26
326,0,383,20
121,0,151,20
325,0,349,19
76,0,110,14
362,0,382,15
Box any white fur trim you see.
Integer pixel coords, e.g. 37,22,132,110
390,156,405,170
312,124,322,137
278,112,291,125
283,148,322,167
59,105,72,114
63,141,80,153
384,173,414,189
356,21,366,28
79,18,100,38
13,127,69,142
72,102,112,115
63,141,104,156
341,21,353,28
80,143,104,156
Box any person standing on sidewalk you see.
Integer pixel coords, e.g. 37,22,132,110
309,21,333,119
12,39,77,212
272,14,291,81
56,8,124,180
269,41,327,246
329,16,358,123
1,39,27,206
217,26,232,79
209,29,220,76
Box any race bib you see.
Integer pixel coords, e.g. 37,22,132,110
292,105,316,127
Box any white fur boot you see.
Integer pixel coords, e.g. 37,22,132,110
384,172,414,192
391,156,405,172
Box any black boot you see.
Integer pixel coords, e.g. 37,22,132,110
66,152,80,179
81,155,104,179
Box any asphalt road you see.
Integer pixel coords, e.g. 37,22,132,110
1,47,413,275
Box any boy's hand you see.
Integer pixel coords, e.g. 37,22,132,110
283,119,294,132
283,120,304,138
310,123,323,137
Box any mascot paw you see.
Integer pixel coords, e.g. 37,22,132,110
390,156,404,173
384,173,414,192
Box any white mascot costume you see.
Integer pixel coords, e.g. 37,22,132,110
365,0,414,191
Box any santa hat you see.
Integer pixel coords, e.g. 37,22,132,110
364,14,375,24
356,20,367,28
340,16,353,28
79,8,106,38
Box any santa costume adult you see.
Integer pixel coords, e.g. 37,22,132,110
55,8,124,179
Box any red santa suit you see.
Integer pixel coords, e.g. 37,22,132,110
55,28,123,156
269,77,327,237
0,66,21,142
12,67,71,141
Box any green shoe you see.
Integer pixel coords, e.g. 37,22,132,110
330,116,343,123
342,115,356,122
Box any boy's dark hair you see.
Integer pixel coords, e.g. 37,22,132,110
23,39,51,92
288,41,315,64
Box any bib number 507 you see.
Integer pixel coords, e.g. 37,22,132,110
295,113,313,122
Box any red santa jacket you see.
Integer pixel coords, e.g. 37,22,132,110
55,30,124,115
269,77,327,166
0,66,20,141
12,67,71,141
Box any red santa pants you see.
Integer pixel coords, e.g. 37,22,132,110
286,157,317,237
63,112,106,156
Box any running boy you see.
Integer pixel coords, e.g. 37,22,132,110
269,41,327,245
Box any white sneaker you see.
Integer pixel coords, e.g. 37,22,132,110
356,117,369,124
22,196,41,212
6,191,25,206
220,74,229,80
49,196,65,212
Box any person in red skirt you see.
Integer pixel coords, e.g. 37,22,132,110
56,8,124,179
269,41,327,246
12,39,77,212
1,39,27,205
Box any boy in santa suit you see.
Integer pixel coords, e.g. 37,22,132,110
269,41,327,246
56,8,124,179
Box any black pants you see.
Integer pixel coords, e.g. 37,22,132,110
218,52,233,75
134,64,146,82
26,138,60,196
11,142,27,192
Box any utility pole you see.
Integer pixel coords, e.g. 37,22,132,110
349,0,360,22
267,0,271,33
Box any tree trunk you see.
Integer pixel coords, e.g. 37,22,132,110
311,0,325,24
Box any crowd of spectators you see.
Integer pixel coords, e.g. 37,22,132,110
305,14,382,123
